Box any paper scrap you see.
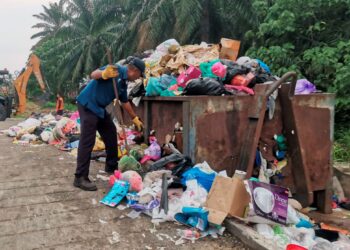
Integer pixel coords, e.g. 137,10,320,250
117,204,127,210
108,231,120,244
96,174,109,181
126,210,141,219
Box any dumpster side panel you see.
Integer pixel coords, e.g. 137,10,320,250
148,101,184,146
292,95,335,191
188,84,270,176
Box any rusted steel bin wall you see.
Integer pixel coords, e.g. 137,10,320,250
125,84,271,176
125,81,335,211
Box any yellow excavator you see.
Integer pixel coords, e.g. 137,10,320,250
13,54,47,114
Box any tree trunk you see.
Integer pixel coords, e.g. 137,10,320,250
200,0,210,42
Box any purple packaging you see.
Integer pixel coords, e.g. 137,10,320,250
248,181,289,224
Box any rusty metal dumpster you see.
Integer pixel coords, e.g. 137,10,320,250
124,72,335,213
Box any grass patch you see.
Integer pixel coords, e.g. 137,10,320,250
42,101,77,111
334,125,350,163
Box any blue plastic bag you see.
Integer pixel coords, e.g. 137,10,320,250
256,59,271,73
181,166,216,192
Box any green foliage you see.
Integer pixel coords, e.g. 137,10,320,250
31,0,67,43
29,0,350,158
334,124,350,162
246,0,350,125
31,0,256,96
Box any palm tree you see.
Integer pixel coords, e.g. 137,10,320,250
31,0,68,44
44,0,126,86
116,0,258,52
31,0,258,93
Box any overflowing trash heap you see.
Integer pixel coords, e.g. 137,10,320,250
1,38,350,249
125,38,317,105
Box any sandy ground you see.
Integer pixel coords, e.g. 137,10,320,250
0,118,247,250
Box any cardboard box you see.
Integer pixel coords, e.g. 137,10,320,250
248,181,289,224
219,38,241,61
205,176,251,225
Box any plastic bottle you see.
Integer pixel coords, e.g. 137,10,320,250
274,134,287,151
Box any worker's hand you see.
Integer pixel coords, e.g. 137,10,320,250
102,65,118,80
132,116,144,132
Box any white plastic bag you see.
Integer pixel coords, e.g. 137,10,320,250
255,224,274,239
180,179,208,207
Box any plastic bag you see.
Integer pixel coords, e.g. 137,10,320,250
287,204,301,225
141,138,161,163
17,118,41,130
211,61,227,78
181,162,216,192
155,39,180,54
256,59,271,73
295,79,317,95
183,78,228,96
199,59,220,78
128,81,146,98
177,65,201,87
255,224,274,239
180,179,208,207
146,75,177,96
53,117,77,140
119,155,142,173
110,170,143,192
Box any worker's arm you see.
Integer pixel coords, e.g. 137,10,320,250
122,102,144,131
90,69,103,80
91,65,118,80
122,102,137,119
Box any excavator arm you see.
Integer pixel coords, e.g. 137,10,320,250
13,54,46,113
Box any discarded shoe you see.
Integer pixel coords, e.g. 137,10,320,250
73,176,97,191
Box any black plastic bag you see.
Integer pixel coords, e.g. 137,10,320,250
128,82,146,99
221,59,251,84
150,153,193,178
182,78,229,96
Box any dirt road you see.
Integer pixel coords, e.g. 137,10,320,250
0,119,246,250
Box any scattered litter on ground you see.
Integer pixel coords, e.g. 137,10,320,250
117,204,127,210
107,231,120,245
126,210,141,219
1,37,343,249
99,219,108,224
96,174,109,181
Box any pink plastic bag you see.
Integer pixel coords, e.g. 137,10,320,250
211,62,227,78
177,66,201,88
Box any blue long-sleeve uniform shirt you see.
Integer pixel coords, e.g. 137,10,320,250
77,65,128,118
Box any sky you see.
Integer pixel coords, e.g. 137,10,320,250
0,0,56,74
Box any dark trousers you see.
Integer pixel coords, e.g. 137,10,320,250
75,103,118,178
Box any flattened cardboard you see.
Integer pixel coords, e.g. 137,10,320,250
205,176,250,225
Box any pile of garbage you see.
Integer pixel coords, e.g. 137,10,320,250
100,127,229,242
0,112,79,146
0,38,342,248
125,38,318,104
94,124,350,248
